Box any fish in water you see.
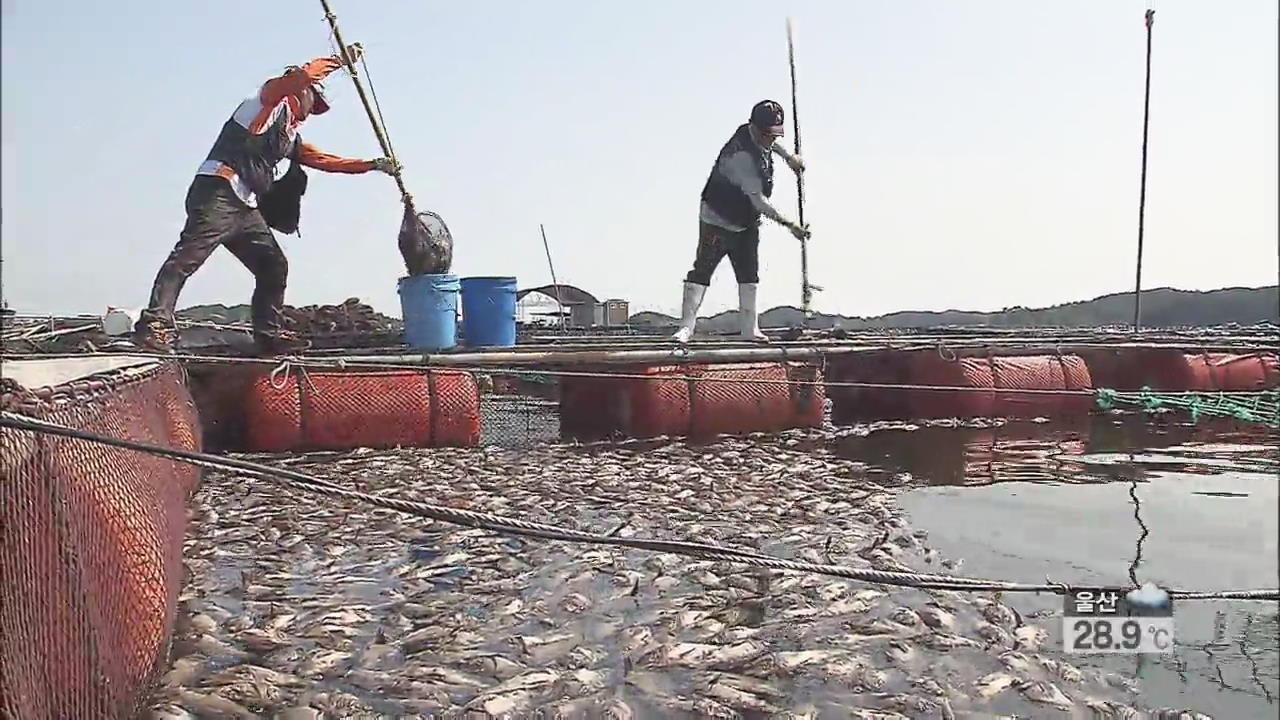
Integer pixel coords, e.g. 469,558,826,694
398,202,453,275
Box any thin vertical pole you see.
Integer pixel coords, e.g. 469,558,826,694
1133,9,1155,330
539,224,566,331
787,18,812,321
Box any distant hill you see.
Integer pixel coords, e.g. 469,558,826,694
629,285,1280,331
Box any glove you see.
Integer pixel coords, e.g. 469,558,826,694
787,154,806,174
372,157,401,175
787,221,811,241
341,43,364,66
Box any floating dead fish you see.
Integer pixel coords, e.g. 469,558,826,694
1018,679,1075,709
975,671,1018,699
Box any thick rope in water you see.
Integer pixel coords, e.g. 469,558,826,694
2,411,1275,601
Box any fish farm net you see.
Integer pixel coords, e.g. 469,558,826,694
0,362,202,719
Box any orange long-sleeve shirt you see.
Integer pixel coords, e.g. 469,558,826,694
197,55,376,206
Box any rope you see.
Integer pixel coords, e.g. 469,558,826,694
2,411,1275,602
103,350,1280,407
1096,388,1280,428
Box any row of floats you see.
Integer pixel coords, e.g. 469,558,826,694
188,348,1280,453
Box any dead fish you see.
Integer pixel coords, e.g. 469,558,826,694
187,614,218,635
663,640,768,670
917,605,957,632
702,673,782,713
978,599,1019,630
999,650,1038,675
1038,657,1084,684
919,632,983,651
1017,679,1074,710
195,633,249,662
297,649,352,678
357,642,402,670
160,657,204,688
818,582,849,601
653,576,680,592
1014,624,1047,652
619,626,656,655
889,606,921,627
565,668,607,696
407,665,492,689
497,598,524,616
175,689,256,720
1083,699,1142,719
461,652,525,679
612,570,643,598
599,698,636,720
560,592,592,614
975,671,1018,699
513,632,579,663
401,626,452,654
975,622,1014,648
567,646,607,669
148,704,194,720
239,628,287,653
399,602,437,620
824,658,888,691
771,649,845,673
275,708,323,720
883,640,916,667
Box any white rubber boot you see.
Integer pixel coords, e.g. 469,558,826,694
738,283,769,342
672,281,707,343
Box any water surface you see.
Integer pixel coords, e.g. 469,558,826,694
838,416,1280,718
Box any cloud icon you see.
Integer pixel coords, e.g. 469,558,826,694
1127,582,1171,609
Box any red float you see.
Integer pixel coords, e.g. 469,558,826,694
559,362,824,441
829,351,1094,421
243,368,481,452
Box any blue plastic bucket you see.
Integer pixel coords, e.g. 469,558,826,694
459,276,518,348
398,273,460,350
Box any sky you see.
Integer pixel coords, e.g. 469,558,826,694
2,0,1277,320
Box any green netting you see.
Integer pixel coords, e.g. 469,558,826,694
1095,388,1280,428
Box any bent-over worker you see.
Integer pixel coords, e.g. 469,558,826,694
133,45,398,355
671,100,809,344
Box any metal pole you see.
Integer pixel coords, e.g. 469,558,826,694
787,18,813,322
1133,9,1155,330
539,224,567,331
318,0,411,201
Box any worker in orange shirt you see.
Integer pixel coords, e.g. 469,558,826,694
133,44,398,355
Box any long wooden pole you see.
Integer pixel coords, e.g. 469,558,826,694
1133,9,1155,330
539,224,567,331
787,18,814,321
318,0,411,201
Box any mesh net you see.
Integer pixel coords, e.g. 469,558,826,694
241,368,480,452
0,362,201,720
398,203,454,276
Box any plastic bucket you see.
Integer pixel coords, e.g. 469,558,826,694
459,276,518,348
398,274,460,350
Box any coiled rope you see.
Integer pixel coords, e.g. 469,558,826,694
1,411,1274,602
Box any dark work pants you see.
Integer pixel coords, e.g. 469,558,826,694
684,221,760,286
137,175,288,339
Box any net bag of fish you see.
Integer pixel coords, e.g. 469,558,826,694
0,363,202,719
398,201,454,276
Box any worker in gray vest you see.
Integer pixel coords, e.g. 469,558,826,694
672,100,808,343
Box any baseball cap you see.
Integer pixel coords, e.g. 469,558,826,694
750,100,786,136
283,65,331,115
